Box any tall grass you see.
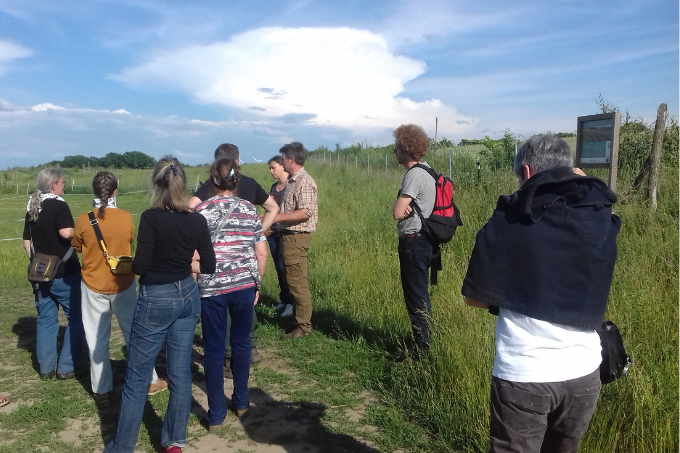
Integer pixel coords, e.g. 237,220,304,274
0,157,676,452
253,158,678,452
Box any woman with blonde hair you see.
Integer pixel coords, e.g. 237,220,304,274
72,171,166,403
194,157,267,429
22,168,84,380
104,157,216,453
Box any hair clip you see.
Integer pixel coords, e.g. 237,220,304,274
169,164,178,175
213,177,219,186
226,166,236,179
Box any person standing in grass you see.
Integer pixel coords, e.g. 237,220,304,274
104,157,216,453
266,155,294,318
462,134,620,453
194,158,267,430
71,171,167,404
189,143,278,374
391,124,436,358
22,168,84,380
276,142,318,340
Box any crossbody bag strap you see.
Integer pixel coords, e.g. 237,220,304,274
87,211,110,260
211,203,239,243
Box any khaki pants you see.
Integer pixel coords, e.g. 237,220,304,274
282,232,312,333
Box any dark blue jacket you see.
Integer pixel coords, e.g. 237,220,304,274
461,166,620,330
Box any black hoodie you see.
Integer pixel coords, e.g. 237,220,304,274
461,166,620,330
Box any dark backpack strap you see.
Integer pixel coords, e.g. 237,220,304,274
409,163,438,181
88,211,108,254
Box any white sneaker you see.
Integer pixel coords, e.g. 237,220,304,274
275,302,286,311
280,304,294,317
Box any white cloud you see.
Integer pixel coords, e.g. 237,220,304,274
0,40,32,75
112,27,476,136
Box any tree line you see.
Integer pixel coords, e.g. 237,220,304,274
49,151,157,169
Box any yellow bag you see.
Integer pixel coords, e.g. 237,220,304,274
88,211,134,275
106,255,133,275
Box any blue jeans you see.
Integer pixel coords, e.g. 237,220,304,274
105,276,200,453
398,235,433,355
34,270,84,375
202,288,255,426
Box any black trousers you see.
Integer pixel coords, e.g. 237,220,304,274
398,235,433,355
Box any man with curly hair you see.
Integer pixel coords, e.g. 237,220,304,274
392,124,435,358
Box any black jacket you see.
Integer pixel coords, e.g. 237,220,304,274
461,166,620,330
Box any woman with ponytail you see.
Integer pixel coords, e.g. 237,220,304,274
104,157,216,453
72,171,166,403
194,157,267,429
22,168,84,380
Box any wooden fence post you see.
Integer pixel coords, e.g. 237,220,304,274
648,103,667,209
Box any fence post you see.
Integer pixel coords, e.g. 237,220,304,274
648,103,667,210
385,155,388,177
449,149,452,180
367,155,370,174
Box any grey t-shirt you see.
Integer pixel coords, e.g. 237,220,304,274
397,162,435,237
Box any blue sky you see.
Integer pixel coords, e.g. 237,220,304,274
0,0,677,167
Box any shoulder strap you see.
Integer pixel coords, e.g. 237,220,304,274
409,163,438,181
88,211,110,257
211,203,239,243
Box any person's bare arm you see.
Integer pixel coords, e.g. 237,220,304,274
465,297,489,309
392,195,413,220
274,209,310,224
23,240,32,258
254,240,268,279
188,196,201,210
58,227,74,240
260,195,279,232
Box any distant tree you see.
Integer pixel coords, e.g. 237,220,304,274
123,151,156,169
480,130,516,170
556,132,576,138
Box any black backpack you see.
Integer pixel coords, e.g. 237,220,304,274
408,164,463,285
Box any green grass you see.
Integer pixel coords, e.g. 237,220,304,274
0,158,676,452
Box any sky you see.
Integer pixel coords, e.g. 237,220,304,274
0,0,677,168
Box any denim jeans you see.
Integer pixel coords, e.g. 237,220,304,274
202,288,255,426
34,270,84,375
490,368,601,453
81,282,158,394
267,231,292,305
398,235,433,355
105,276,200,453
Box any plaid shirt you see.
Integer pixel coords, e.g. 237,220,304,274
280,167,318,233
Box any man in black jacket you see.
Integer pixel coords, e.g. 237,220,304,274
462,134,621,453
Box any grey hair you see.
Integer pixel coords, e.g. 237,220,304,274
514,133,573,177
28,168,62,221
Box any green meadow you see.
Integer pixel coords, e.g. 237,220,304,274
0,152,676,452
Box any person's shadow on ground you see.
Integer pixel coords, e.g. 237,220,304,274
237,388,382,453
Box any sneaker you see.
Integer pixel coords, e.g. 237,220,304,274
148,377,168,396
231,406,249,418
161,446,182,453
56,372,75,380
93,392,110,403
224,358,233,379
275,301,286,311
208,417,229,432
280,304,294,317
39,371,55,380
250,347,262,364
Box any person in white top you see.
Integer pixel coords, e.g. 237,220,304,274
462,134,621,453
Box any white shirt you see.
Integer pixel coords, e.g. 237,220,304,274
492,308,602,383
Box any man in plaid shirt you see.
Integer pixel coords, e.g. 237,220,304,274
275,142,318,339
